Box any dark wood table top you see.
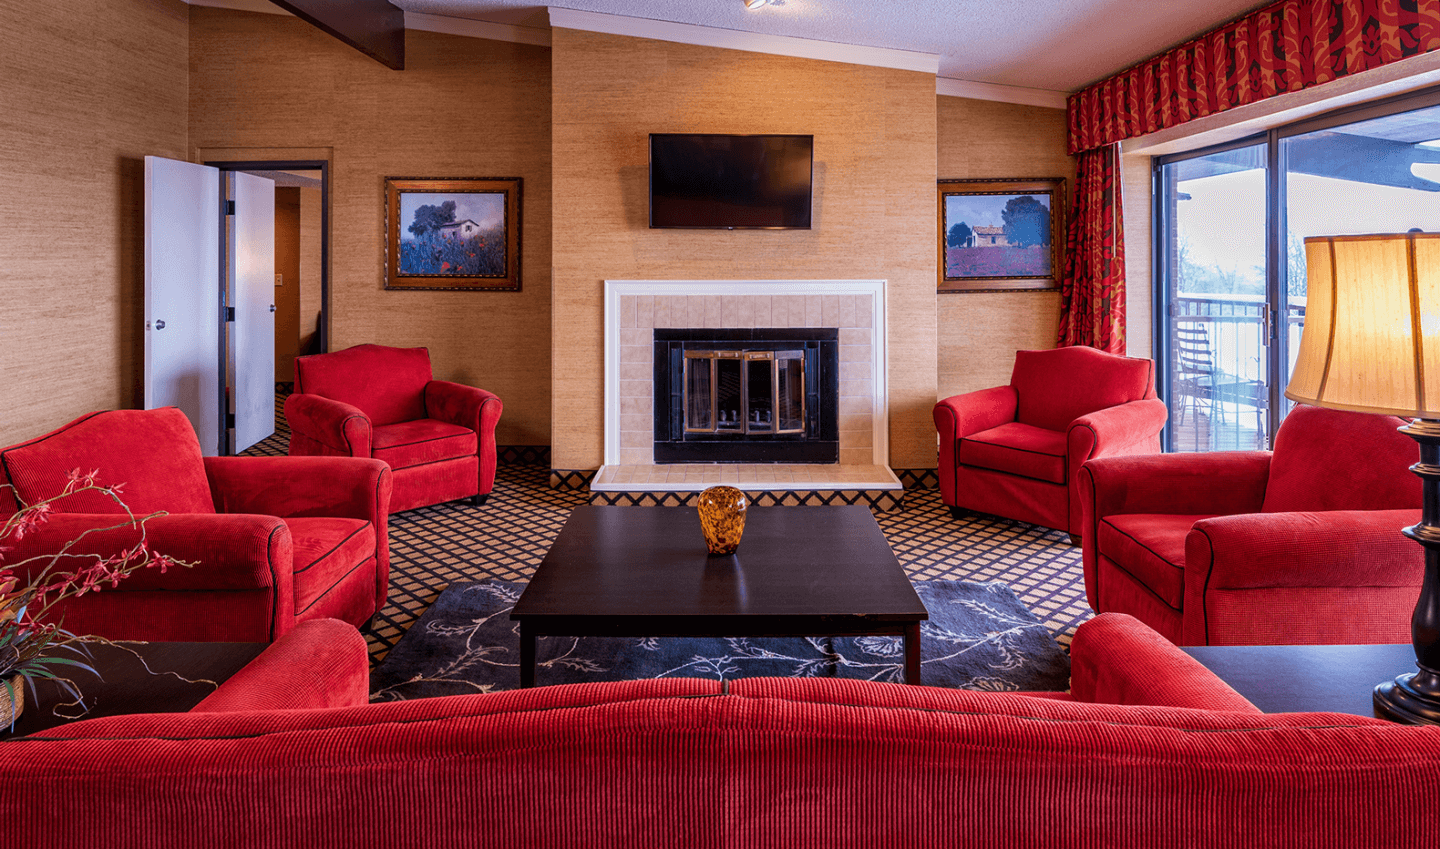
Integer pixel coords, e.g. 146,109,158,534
2,640,267,739
1181,643,1417,717
511,505,927,633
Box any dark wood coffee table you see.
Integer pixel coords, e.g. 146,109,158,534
511,505,928,687
1181,643,1417,718
2,641,266,739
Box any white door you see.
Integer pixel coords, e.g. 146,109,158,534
144,156,222,455
229,171,276,453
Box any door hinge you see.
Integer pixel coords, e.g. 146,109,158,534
225,307,235,322
225,200,235,215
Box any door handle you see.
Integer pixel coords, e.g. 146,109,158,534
154,319,166,330
269,305,276,313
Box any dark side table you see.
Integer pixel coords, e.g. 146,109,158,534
2,641,266,739
1181,643,1417,718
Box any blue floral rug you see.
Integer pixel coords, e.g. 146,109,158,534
370,579,1070,700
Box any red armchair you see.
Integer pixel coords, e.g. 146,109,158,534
934,346,1167,542
0,408,391,642
287,344,502,513
1078,404,1424,645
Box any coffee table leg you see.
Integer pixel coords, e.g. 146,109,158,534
903,622,922,685
520,625,536,688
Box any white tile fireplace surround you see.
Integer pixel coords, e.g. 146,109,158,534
600,279,899,494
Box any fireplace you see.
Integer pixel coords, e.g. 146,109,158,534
653,328,838,463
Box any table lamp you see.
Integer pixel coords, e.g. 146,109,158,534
1285,231,1440,724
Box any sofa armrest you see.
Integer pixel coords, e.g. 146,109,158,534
191,619,370,713
283,393,372,457
204,456,391,523
1,512,290,594
1187,509,1423,591
1069,613,1260,712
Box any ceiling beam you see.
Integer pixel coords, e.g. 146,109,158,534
268,0,405,70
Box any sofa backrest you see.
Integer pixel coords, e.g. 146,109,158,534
294,344,432,427
1011,346,1156,432
0,408,214,516
1262,404,1420,513
4,677,1436,847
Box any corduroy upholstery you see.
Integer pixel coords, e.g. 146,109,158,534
934,346,1167,538
0,408,392,642
287,344,503,513
1079,404,1425,645
5,614,1440,848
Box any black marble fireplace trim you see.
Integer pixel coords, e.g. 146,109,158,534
653,328,839,464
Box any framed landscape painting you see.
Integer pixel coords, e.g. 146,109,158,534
937,178,1065,293
384,177,522,291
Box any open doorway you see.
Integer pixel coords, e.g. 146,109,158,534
208,160,329,454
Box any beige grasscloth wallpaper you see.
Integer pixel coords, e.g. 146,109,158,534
549,28,940,471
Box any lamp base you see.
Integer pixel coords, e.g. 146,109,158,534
1374,666,1440,725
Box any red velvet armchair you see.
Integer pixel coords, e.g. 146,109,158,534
934,346,1167,542
287,344,502,513
1078,404,1424,645
0,408,391,643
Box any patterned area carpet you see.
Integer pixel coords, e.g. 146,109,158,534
244,392,1092,665
371,578,1071,698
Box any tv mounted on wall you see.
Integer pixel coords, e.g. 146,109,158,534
649,134,813,230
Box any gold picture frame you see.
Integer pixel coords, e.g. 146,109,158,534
384,177,522,291
937,178,1065,293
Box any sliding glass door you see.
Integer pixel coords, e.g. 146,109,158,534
1155,86,1440,452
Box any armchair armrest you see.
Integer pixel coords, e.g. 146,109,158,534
933,386,1019,440
425,381,503,434
1068,398,1169,465
191,619,370,713
283,393,372,457
1079,450,1272,522
1,512,290,594
1187,509,1423,590
204,456,391,523
1069,613,1260,712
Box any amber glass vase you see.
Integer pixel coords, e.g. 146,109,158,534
697,485,747,555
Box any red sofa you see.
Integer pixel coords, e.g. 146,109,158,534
5,613,1439,847
0,408,392,642
1078,404,1423,645
287,343,503,513
934,346,1167,541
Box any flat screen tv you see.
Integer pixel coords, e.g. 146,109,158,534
649,134,813,230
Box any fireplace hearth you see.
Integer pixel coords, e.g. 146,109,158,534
653,328,838,463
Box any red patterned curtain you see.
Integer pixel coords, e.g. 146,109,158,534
1068,0,1440,154
1057,145,1125,353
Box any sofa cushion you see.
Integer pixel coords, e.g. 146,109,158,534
372,419,477,471
958,422,1067,484
294,344,432,427
1262,404,1419,513
287,517,376,616
1098,514,1216,610
1,408,215,516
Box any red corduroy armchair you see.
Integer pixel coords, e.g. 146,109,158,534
934,346,1167,542
1078,404,1424,646
0,408,391,643
286,344,503,513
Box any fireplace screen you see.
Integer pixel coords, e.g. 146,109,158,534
683,350,806,434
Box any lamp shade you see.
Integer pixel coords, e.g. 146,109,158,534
1286,233,1440,417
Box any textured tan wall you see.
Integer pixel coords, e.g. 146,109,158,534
550,29,938,470
935,96,1077,401
188,7,553,445
0,0,190,445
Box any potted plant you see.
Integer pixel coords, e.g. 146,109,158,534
0,469,188,726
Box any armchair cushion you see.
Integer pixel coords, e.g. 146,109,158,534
1012,346,1155,432
287,517,376,616
372,419,477,471
1099,514,1217,609
958,422,1067,484
1262,404,1418,513
294,343,431,427
1,408,214,516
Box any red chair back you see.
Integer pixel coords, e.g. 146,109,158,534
294,344,432,427
1262,404,1420,513
0,408,215,515
1011,346,1156,432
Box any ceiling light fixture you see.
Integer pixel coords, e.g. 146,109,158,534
744,0,769,9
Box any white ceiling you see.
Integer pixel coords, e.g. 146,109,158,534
396,0,1270,93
